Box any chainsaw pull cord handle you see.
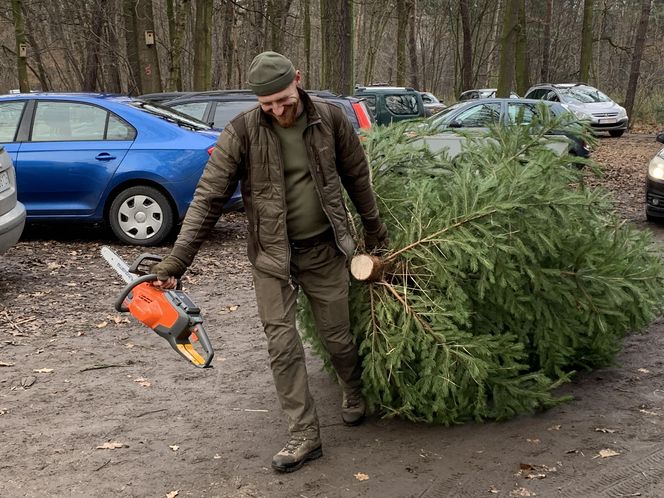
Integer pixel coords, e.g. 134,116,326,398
114,274,159,312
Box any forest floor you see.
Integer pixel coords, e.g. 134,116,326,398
2,132,664,498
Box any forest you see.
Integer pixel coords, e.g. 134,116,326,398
1,0,663,124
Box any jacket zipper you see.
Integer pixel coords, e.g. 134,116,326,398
272,128,292,280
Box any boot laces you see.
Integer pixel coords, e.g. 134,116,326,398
343,392,362,408
282,436,307,454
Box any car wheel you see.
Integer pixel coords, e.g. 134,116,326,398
108,186,174,246
646,212,662,223
609,130,625,138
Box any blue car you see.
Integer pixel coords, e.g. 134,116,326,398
0,93,241,246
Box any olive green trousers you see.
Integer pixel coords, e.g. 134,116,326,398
252,240,362,436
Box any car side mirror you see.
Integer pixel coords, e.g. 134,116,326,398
449,120,463,129
656,132,664,144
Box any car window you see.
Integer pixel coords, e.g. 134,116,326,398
32,101,111,141
544,91,559,102
171,102,208,121
106,114,136,140
362,95,377,116
0,101,26,142
479,90,496,98
558,86,612,104
212,101,258,128
454,103,501,127
507,103,538,124
526,88,546,100
385,94,418,115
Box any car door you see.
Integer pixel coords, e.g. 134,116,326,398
15,100,135,217
0,100,28,162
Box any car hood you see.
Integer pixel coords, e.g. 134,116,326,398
566,101,623,114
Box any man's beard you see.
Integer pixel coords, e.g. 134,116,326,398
269,96,300,128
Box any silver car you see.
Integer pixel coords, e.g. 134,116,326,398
524,83,628,137
0,146,26,253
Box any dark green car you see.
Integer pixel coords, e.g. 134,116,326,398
353,86,425,126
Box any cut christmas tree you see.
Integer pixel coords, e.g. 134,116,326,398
299,110,664,424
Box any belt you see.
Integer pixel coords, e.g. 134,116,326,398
289,228,334,250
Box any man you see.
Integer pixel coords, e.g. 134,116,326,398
151,51,388,473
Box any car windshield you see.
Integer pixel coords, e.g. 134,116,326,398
130,100,212,130
428,102,466,126
558,86,611,104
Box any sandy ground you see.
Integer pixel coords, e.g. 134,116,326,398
1,134,664,498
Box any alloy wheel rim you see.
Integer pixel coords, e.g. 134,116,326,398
117,194,163,240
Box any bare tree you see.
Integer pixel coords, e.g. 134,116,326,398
320,0,354,94
540,0,552,82
459,0,472,91
579,0,593,82
193,0,212,90
396,0,408,86
514,0,529,95
407,0,419,90
10,0,29,91
496,0,517,97
623,0,652,123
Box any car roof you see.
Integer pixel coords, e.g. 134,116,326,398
354,86,417,93
0,92,133,103
165,89,361,104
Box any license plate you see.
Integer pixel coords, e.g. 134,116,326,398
599,118,616,124
0,171,9,193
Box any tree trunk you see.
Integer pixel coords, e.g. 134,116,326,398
395,0,408,86
496,0,518,97
193,0,213,90
407,0,420,90
123,0,143,94
320,0,353,95
222,0,235,88
579,0,594,82
514,0,529,95
459,0,472,91
22,2,49,91
623,0,652,124
541,0,552,82
302,0,311,88
83,1,108,91
10,0,30,92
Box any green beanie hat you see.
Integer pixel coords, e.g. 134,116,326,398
247,51,296,96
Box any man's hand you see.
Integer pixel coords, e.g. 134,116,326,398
150,255,187,289
364,221,389,253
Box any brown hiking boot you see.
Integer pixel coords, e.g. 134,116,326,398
271,434,323,473
341,389,366,426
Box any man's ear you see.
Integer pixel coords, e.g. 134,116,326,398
294,70,302,87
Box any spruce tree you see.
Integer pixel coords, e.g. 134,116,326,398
299,110,664,424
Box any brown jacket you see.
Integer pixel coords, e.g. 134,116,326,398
171,88,382,280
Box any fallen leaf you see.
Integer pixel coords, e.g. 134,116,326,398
526,473,546,480
110,316,123,324
125,343,135,349
488,485,500,494
526,438,540,444
96,321,108,328
597,448,620,458
0,409,7,415
47,262,63,270
638,368,650,374
33,368,54,374
169,445,179,452
0,362,14,367
133,377,151,387
21,376,36,388
96,442,126,450
510,488,535,497
213,454,222,459
166,491,179,498
229,305,239,311
354,472,369,481
65,282,77,287
639,408,658,416
547,425,561,431
595,427,617,433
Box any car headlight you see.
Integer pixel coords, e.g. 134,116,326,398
649,154,664,180
572,109,589,120
617,107,627,118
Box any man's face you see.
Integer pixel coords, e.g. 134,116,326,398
257,75,301,128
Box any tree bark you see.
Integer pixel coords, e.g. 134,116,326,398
514,0,529,95
302,0,311,88
623,0,652,124
407,0,420,90
83,0,108,92
222,0,235,88
396,0,408,86
10,0,30,92
496,0,517,97
459,0,472,91
579,0,594,82
123,0,143,94
193,0,213,90
541,0,552,82
22,2,49,91
320,0,354,94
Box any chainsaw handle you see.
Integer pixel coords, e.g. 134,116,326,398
114,274,159,312
168,323,215,368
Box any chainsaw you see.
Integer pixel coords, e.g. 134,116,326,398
101,246,214,368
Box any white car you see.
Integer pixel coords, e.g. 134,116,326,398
525,83,628,137
0,146,26,253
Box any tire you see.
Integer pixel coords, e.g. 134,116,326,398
609,129,625,138
646,212,662,223
108,185,174,246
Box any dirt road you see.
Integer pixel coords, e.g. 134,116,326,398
1,134,664,498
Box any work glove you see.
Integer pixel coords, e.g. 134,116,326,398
150,255,188,281
363,221,389,253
